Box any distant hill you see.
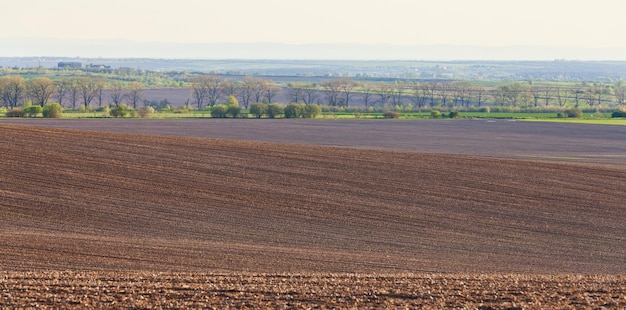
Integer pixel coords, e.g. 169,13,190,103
2,37,626,61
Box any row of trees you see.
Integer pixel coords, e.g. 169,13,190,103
0,76,145,110
287,80,626,109
190,75,280,109
3,74,626,112
191,74,626,110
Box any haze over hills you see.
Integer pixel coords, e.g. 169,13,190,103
3,37,626,61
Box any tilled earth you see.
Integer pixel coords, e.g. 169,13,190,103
1,123,625,308
1,272,625,309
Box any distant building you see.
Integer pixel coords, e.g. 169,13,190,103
58,62,81,69
86,63,111,69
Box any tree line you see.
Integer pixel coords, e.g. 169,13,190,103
191,75,626,111
2,74,626,112
0,76,145,110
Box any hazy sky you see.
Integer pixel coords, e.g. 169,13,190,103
2,0,626,58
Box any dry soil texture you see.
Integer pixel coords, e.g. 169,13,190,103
3,118,626,165
2,272,625,309
1,121,625,308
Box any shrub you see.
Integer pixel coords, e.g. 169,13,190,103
98,106,110,117
159,104,172,112
0,107,7,116
284,103,305,118
250,103,267,118
6,108,25,117
383,111,400,119
137,106,155,118
449,111,460,118
266,103,283,118
565,108,583,118
211,104,228,118
430,110,442,118
225,95,238,106
303,104,321,118
611,111,626,118
110,104,129,118
24,105,43,117
79,104,92,112
226,104,241,118
42,103,63,118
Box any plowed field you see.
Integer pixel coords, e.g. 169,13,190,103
1,123,625,308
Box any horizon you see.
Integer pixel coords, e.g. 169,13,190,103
3,39,626,61
3,0,626,60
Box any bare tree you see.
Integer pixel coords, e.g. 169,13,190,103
286,83,304,103
27,77,56,107
94,79,106,107
78,77,99,110
360,82,377,108
542,87,552,106
572,84,585,108
190,76,209,109
205,75,224,107
338,78,357,107
221,79,238,99
0,76,26,108
554,87,568,106
301,83,319,104
437,82,452,107
54,79,69,106
262,79,280,103
593,83,608,106
389,81,405,107
126,82,144,109
109,81,126,106
472,85,488,107
250,78,266,104
409,82,427,108
582,85,596,107
376,83,394,108
426,82,438,107
452,81,471,107
614,81,626,106
66,78,80,109
321,80,342,106
237,76,256,109
530,85,543,107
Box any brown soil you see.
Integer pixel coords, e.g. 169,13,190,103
2,272,624,309
4,118,626,165
1,123,625,307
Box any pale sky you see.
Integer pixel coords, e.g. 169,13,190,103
2,0,626,58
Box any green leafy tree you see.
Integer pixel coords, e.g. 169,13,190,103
225,95,239,106
249,103,267,118
284,103,305,118
42,103,63,118
226,104,241,118
266,103,283,118
27,77,56,107
24,104,43,117
110,104,129,118
210,104,228,118
303,104,321,118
